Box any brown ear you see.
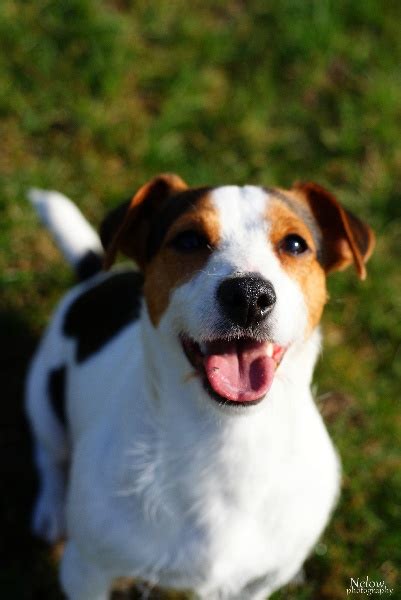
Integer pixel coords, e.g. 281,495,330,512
293,182,375,280
100,173,188,270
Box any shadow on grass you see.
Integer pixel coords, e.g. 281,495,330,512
0,309,62,599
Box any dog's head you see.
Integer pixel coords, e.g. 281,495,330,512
101,174,374,408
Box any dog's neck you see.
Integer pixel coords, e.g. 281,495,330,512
118,309,323,523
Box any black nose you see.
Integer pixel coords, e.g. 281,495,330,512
217,274,276,328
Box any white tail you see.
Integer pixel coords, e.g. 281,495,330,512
28,188,104,279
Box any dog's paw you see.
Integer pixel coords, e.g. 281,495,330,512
32,492,66,543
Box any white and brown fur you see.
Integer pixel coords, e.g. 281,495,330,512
26,175,374,599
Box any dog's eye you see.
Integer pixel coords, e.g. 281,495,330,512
170,230,210,253
279,234,309,256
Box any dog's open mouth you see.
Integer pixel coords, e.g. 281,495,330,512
181,336,286,405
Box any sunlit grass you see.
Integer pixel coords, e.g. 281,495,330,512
1,1,400,598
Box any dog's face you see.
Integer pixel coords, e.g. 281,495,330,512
102,175,374,407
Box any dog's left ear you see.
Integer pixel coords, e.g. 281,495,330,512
100,173,188,270
293,182,375,280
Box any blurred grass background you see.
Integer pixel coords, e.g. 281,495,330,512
0,0,400,598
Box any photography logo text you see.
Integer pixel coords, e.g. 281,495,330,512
347,576,394,595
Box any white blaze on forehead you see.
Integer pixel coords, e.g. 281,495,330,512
210,185,271,272
211,185,269,240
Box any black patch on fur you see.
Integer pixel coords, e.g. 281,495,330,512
48,366,67,427
146,187,212,259
76,250,103,281
63,271,143,363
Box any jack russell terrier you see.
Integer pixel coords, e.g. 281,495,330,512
26,175,374,599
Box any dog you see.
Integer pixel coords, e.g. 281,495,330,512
26,174,375,599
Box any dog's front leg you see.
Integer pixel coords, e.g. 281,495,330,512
61,541,112,600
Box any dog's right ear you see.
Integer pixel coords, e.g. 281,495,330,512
100,174,188,270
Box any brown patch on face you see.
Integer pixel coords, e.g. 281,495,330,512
286,183,375,279
267,197,328,334
102,173,189,270
144,193,220,326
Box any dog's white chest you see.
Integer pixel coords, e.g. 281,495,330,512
69,383,339,598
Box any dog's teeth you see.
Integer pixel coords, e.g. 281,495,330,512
266,343,274,358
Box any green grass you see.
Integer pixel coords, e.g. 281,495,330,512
1,1,400,598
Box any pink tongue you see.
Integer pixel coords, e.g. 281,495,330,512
203,340,276,402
